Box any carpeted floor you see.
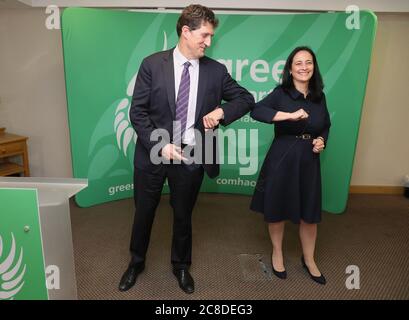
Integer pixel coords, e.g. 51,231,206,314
70,193,409,300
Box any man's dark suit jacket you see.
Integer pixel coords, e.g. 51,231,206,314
130,48,254,178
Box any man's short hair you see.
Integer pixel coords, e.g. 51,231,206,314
176,4,219,37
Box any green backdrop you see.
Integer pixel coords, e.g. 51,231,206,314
61,8,377,213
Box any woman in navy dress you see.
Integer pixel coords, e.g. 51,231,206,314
250,47,331,284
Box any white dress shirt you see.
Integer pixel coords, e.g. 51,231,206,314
173,45,199,146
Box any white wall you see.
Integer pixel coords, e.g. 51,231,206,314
0,8,408,185
350,13,409,186
0,8,72,177
14,0,409,12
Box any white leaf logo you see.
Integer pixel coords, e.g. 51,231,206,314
162,30,168,51
114,80,138,157
0,233,26,300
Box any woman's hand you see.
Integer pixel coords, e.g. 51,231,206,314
289,108,309,121
312,137,325,153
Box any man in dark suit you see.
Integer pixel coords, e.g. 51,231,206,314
119,4,254,294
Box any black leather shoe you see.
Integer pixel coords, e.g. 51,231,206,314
173,269,195,294
118,264,145,292
301,256,326,285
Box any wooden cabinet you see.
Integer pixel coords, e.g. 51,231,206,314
0,128,30,176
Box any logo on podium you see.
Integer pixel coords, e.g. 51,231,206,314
0,233,26,300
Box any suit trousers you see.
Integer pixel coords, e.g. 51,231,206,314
129,162,204,270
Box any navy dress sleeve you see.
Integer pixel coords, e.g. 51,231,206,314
250,87,281,123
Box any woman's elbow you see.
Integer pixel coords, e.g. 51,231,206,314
250,109,261,122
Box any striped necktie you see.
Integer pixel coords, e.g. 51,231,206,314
174,61,191,145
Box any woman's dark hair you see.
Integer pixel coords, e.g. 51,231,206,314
281,46,324,102
176,4,219,37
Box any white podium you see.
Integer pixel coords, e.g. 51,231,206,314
0,177,87,300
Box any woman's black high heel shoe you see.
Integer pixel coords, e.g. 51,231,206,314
271,253,287,279
301,256,326,285
272,266,287,279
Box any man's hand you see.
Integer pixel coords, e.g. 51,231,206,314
161,143,187,161
203,108,224,130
